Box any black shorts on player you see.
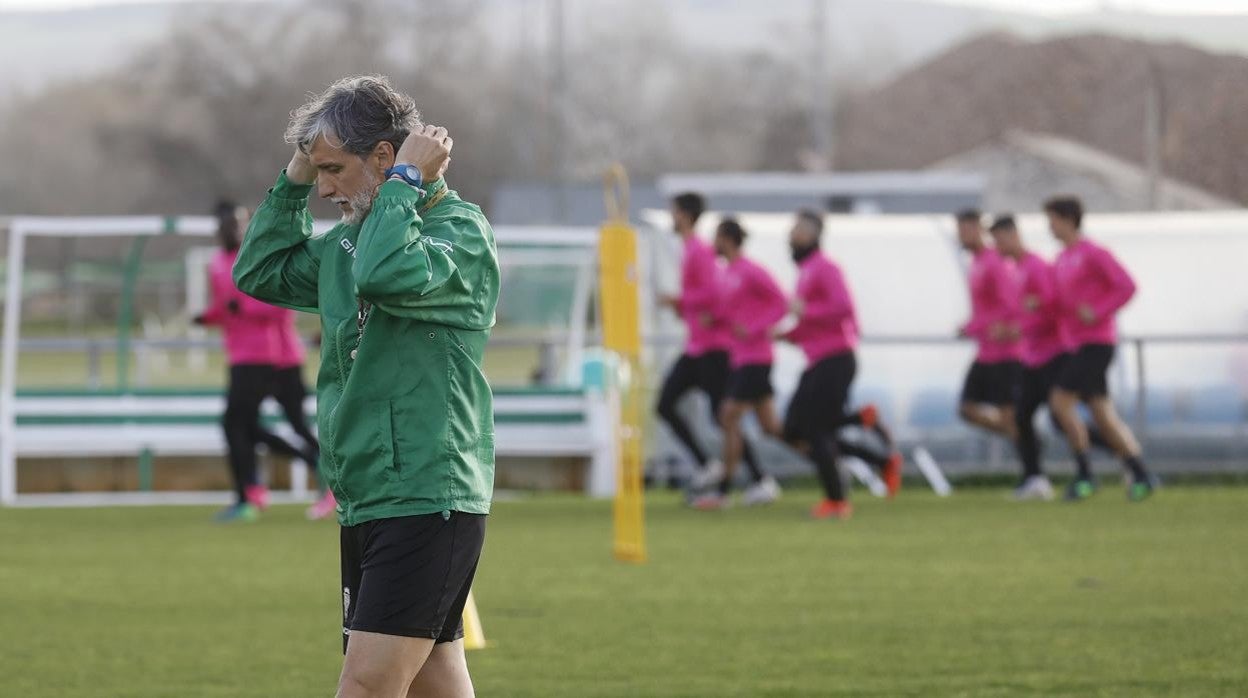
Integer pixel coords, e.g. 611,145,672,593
960,360,1021,406
725,363,773,403
784,353,854,502
340,512,485,653
656,350,767,484
1056,344,1115,399
1018,354,1068,425
783,352,894,500
656,350,731,426
783,353,855,443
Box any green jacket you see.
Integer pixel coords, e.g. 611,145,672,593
234,171,500,526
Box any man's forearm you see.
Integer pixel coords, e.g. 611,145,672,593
232,170,321,311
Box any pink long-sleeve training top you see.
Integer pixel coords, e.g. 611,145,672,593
1015,251,1066,368
676,235,730,357
962,247,1022,363
1053,237,1136,348
721,255,788,368
202,249,305,367
785,251,859,364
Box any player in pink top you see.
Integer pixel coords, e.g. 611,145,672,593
777,210,903,520
656,193,766,495
692,218,783,510
196,201,325,521
990,215,1117,502
955,209,1022,441
1044,196,1155,502
986,215,1081,501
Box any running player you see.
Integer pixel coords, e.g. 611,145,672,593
691,218,784,510
779,210,903,520
656,192,765,492
1045,196,1156,502
990,214,1117,501
955,209,1022,441
987,215,1060,500
197,200,320,522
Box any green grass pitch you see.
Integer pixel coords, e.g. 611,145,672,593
1,487,1246,697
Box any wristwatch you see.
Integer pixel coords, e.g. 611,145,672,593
385,163,423,190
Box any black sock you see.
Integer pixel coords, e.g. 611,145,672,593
1016,414,1043,480
717,478,731,495
1074,451,1092,480
1123,455,1148,480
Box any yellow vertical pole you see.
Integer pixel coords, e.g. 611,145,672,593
600,164,646,563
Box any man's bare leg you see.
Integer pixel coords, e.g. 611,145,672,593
1086,397,1139,457
1050,387,1102,499
338,631,433,698
1086,396,1154,499
997,404,1018,441
1050,389,1089,452
406,640,474,698
959,402,1017,440
754,397,784,439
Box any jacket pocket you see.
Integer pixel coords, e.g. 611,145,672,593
369,401,400,485
384,401,407,482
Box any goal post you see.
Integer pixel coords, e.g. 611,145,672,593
0,214,343,506
0,215,607,507
0,215,226,504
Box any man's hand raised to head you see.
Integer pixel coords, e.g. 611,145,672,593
396,125,453,183
286,148,317,185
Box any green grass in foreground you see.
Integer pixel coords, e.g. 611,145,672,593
1,487,1246,697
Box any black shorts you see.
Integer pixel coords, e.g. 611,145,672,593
1018,353,1069,415
657,350,732,413
1056,344,1115,399
960,360,1021,407
340,512,485,653
784,352,856,442
725,363,773,402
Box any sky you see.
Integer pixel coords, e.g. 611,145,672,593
1,0,1247,13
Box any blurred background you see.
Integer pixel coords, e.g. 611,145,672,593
5,0,1248,218
2,0,1246,497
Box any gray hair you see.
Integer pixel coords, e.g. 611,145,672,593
285,75,421,157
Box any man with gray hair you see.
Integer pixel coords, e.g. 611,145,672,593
234,75,500,697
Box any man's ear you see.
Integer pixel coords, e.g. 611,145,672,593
373,141,396,173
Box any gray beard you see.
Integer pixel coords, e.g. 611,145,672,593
342,171,382,226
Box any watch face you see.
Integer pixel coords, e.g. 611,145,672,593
404,166,420,180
